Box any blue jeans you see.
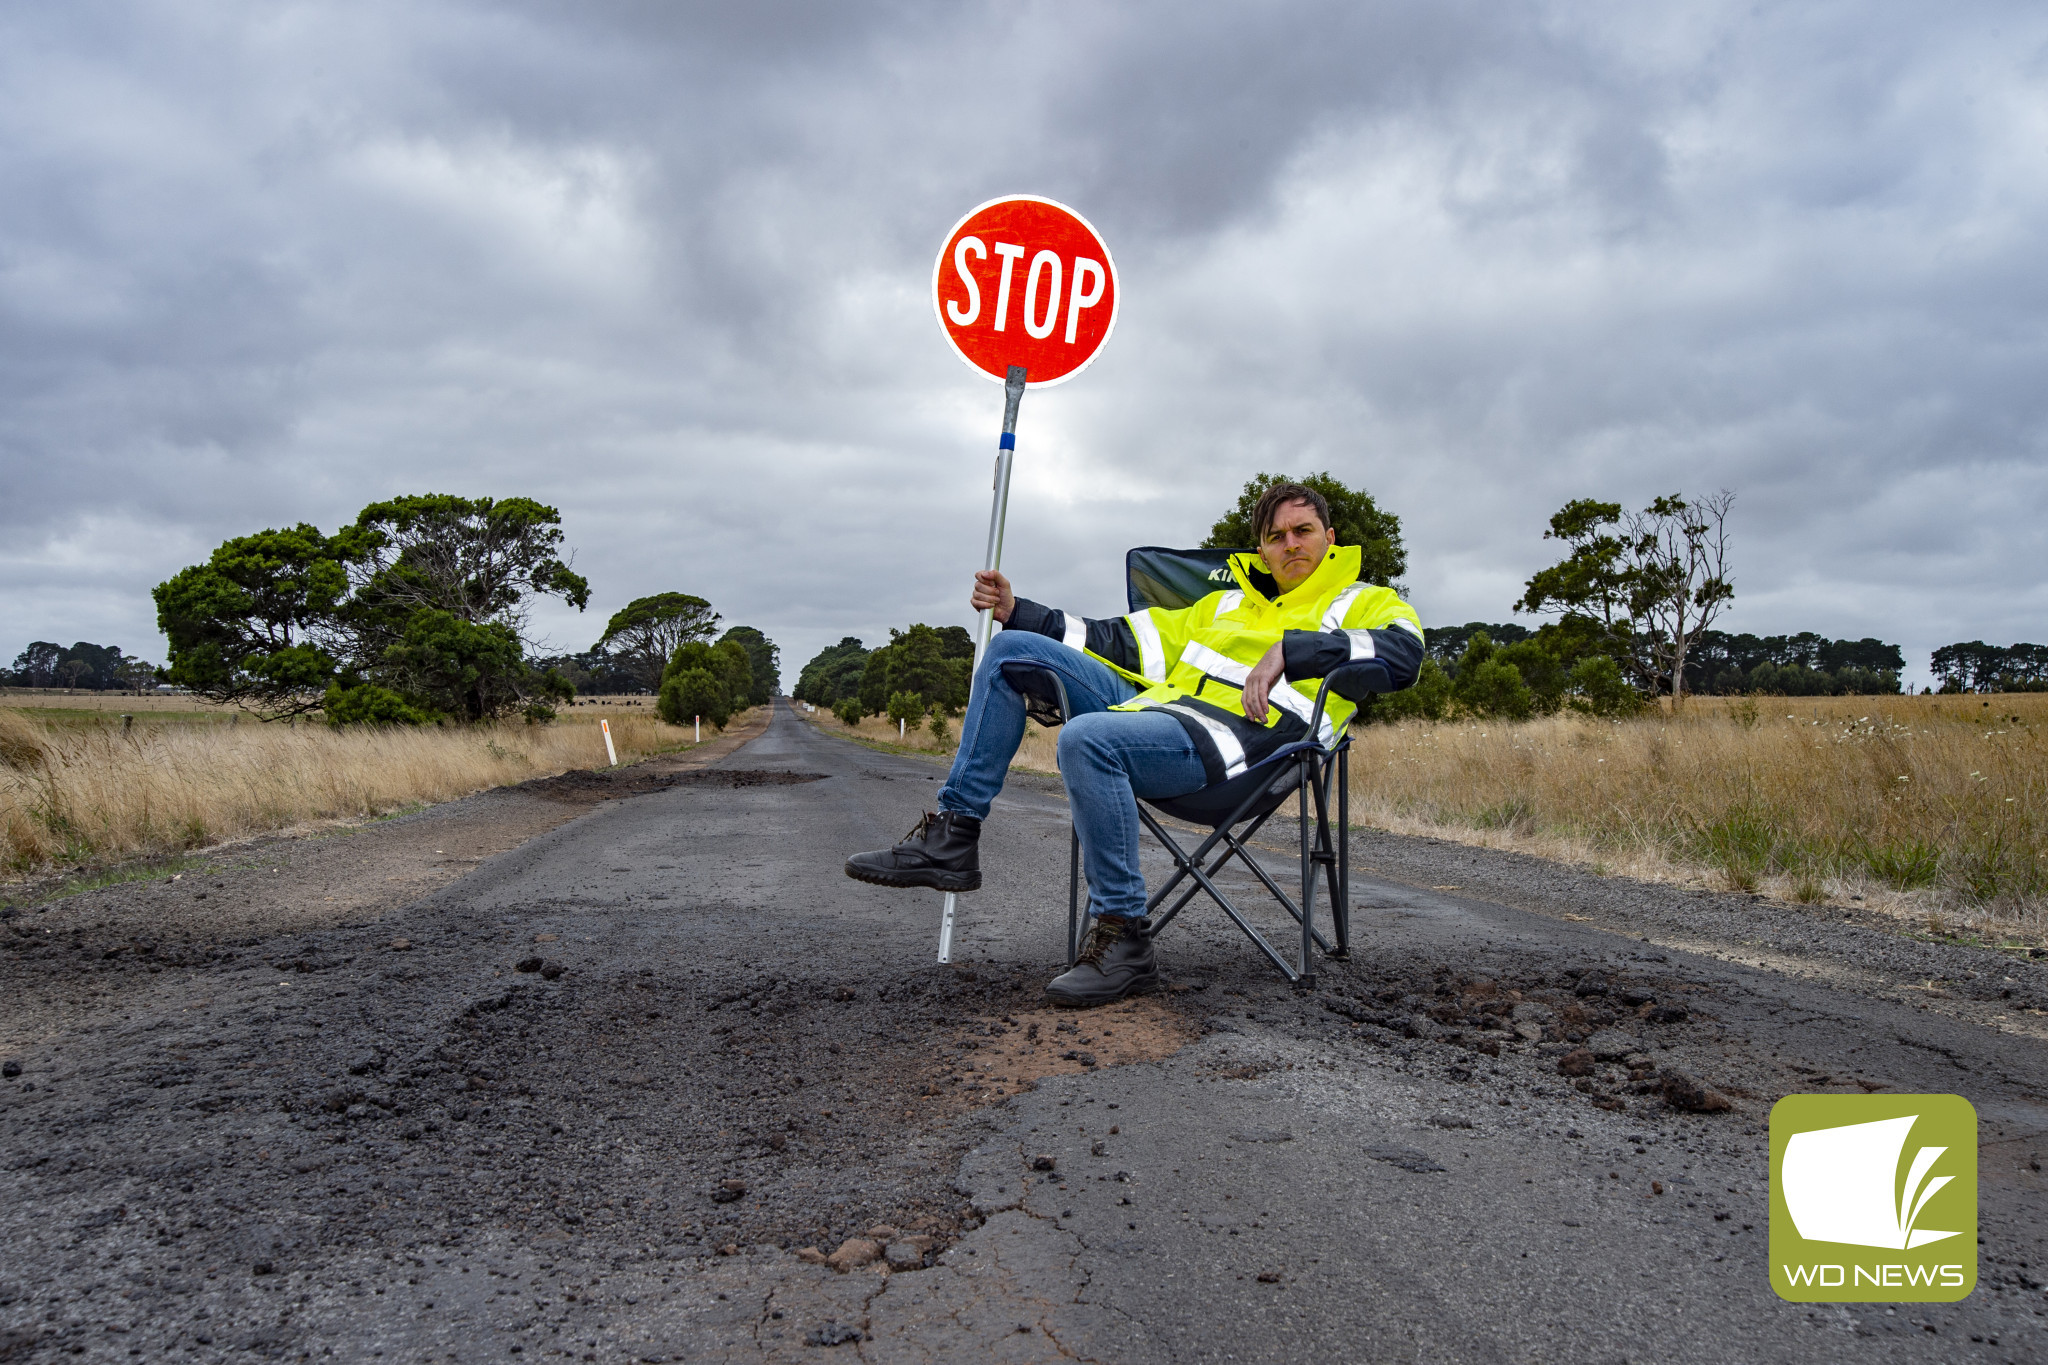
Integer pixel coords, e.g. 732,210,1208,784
937,630,1209,921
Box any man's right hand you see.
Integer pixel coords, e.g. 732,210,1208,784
971,570,1015,623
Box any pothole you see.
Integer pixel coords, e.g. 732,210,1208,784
668,770,829,788
930,998,1199,1104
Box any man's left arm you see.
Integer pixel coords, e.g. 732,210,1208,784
1279,600,1425,700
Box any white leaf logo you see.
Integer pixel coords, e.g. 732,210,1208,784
1781,1115,1961,1250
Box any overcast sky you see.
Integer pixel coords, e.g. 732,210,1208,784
4,0,2045,689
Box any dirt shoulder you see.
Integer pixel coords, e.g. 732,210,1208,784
0,711,769,1049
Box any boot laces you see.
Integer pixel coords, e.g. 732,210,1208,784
1075,918,1126,968
899,810,941,845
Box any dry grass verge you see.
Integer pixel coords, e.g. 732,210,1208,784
792,704,964,757
1344,694,2046,938
0,707,739,877
791,698,1071,773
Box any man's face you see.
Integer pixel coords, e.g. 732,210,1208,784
1257,500,1338,594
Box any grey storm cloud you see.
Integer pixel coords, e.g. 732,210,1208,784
1,0,2044,685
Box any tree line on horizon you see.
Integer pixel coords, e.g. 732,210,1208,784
2,641,159,693
1930,641,2048,694
1423,624,1908,698
10,478,2035,722
531,591,780,728
124,494,781,727
792,625,975,739
786,473,2041,728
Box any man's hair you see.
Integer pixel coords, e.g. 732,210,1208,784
1252,482,1332,542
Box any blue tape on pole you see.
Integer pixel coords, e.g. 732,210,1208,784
999,433,1016,450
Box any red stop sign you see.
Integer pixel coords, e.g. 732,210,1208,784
933,195,1119,388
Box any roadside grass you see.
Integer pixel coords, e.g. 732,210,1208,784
1341,694,2046,938
0,852,213,916
0,707,724,880
0,688,228,708
792,704,963,758
790,700,1070,777
8,706,237,732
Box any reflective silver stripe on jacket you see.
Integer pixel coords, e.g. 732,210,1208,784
1180,641,1335,747
1214,590,1243,615
1321,582,1367,629
1128,609,1167,682
1152,702,1249,779
1262,679,1337,746
1059,611,1087,652
1389,617,1423,640
1179,639,1249,685
1346,629,1377,660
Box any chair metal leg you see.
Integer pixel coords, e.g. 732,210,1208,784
1136,807,1302,982
1147,837,1236,933
1142,819,1234,925
1128,750,1359,986
1305,750,1344,960
1217,829,1335,952
1335,744,1351,956
1298,760,1315,984
1147,801,1283,927
1146,801,1285,931
1067,824,1085,966
1146,800,1335,955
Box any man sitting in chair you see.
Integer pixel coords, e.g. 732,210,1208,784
845,482,1423,1006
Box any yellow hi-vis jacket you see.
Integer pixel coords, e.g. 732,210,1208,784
1004,543,1425,784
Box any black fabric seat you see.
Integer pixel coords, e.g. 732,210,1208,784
1004,547,1377,985
1143,743,1318,825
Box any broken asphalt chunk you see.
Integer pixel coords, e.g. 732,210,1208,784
1659,1070,1732,1113
1556,1048,1596,1077
825,1238,881,1273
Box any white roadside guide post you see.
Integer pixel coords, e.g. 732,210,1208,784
929,195,1119,966
600,717,617,767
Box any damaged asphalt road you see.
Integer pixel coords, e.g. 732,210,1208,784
3,701,2046,1363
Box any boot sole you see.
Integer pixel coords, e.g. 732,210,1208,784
1044,970,1162,1009
843,862,982,893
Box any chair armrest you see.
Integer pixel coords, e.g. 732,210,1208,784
998,661,1074,728
1307,661,1384,739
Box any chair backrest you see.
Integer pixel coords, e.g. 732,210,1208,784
1125,546,1263,613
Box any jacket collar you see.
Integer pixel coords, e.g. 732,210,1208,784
1227,543,1362,607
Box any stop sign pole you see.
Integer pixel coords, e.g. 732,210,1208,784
938,363,1025,966
977,364,1028,670
931,195,1119,965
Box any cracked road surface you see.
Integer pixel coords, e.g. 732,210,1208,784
4,700,2046,1362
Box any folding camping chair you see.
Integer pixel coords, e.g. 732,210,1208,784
1001,547,1376,986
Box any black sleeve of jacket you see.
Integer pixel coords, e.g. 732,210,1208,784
1005,598,1062,639
1004,598,1145,675
1280,626,1425,701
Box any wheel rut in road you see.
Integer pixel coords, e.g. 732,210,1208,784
2,699,2044,1363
